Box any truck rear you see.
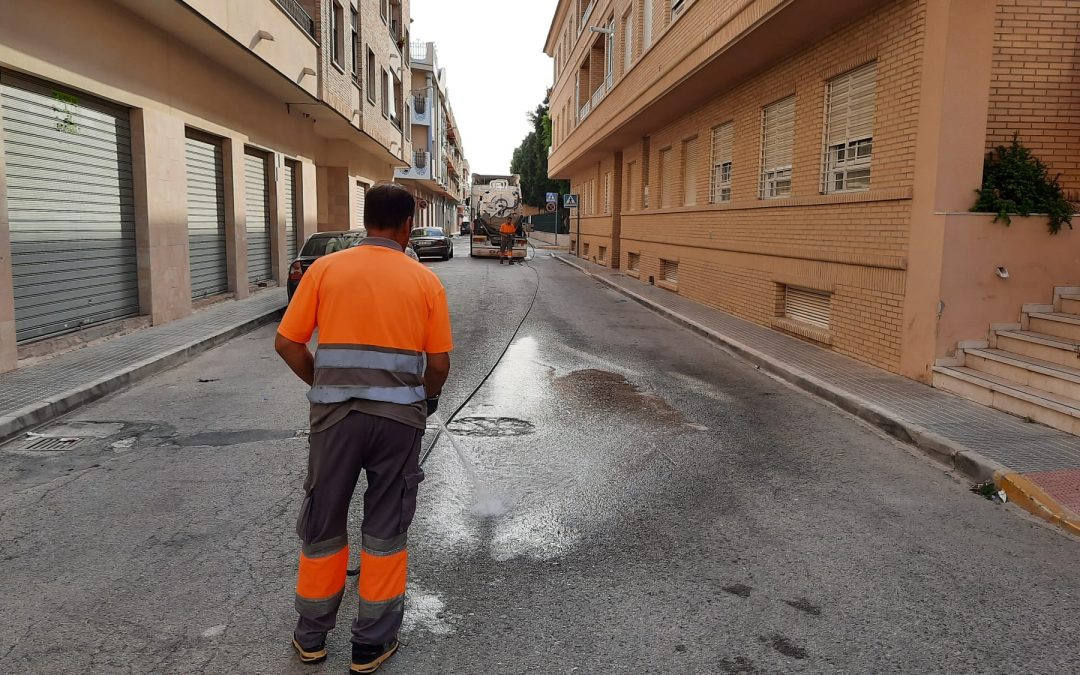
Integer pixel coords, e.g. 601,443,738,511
469,174,526,260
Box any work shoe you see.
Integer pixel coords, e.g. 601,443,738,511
291,637,328,665
350,639,399,673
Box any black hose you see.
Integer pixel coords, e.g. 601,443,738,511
348,243,541,577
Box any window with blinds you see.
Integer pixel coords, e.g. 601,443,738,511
823,62,876,193
682,137,698,206
784,286,831,329
659,147,673,208
603,172,611,213
628,252,640,271
661,259,679,283
583,242,591,257
760,95,795,199
599,245,607,262
710,122,733,203
625,161,637,211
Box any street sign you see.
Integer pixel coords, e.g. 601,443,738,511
545,202,556,213
546,192,558,204
563,194,579,208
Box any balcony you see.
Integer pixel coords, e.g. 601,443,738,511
272,0,315,38
579,100,591,122
591,82,606,109
411,40,436,67
395,151,432,180
411,89,432,125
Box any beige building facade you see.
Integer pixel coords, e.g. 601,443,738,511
0,0,414,372
395,42,469,235
545,0,1080,394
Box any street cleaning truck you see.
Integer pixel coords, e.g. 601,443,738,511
469,174,526,260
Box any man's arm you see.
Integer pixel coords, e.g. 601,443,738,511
424,352,450,398
275,333,315,386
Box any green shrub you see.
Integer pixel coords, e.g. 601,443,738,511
972,134,1075,234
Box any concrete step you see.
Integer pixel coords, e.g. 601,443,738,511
1027,312,1080,341
933,366,1080,435
964,348,1080,402
1059,294,1080,315
993,329,1080,369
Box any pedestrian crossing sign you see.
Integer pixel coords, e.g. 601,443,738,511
546,192,558,204
563,194,579,209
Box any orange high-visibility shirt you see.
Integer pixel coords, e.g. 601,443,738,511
279,238,453,430
499,222,516,236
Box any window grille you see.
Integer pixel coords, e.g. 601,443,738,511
760,96,795,199
823,62,876,193
710,122,733,203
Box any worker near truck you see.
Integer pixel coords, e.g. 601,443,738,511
275,183,453,673
499,217,516,265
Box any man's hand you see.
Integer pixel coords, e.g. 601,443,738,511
275,333,315,386
424,352,450,400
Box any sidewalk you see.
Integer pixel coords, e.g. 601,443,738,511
0,290,286,444
556,255,1080,536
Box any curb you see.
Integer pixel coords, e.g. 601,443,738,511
554,255,1080,535
0,304,285,444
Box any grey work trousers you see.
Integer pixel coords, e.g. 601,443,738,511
293,411,424,648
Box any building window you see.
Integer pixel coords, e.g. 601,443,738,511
603,172,611,214
710,122,733,203
331,2,344,67
390,72,401,127
380,0,388,23
625,161,637,210
605,18,616,90
627,252,640,271
351,8,360,82
824,62,876,193
381,69,390,117
623,11,633,73
784,286,831,329
583,242,591,257
389,0,403,41
671,0,686,19
643,0,653,51
682,137,698,206
366,49,377,104
661,259,678,284
658,146,673,208
598,245,608,262
760,95,795,199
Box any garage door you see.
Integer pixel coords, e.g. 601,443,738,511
185,131,229,299
1,71,139,343
283,159,298,261
356,180,367,229
244,148,271,284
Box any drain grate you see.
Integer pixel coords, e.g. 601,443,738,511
23,436,82,451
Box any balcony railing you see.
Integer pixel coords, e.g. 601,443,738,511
394,151,432,180
579,100,591,122
272,0,315,39
580,0,596,33
591,84,606,109
411,88,432,125
413,150,428,169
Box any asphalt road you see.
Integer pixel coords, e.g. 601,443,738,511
1,237,1078,674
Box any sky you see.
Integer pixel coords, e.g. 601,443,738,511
410,0,558,175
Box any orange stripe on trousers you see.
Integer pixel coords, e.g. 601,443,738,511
358,549,408,602
296,546,350,600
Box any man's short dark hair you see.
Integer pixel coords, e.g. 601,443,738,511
364,183,415,231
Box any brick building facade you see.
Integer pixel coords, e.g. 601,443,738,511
546,0,1080,387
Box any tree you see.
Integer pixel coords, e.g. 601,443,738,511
510,97,570,208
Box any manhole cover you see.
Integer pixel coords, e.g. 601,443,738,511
18,436,82,452
446,417,535,437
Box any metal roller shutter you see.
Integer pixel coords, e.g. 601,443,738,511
283,160,298,261
659,147,673,208
356,180,367,229
1,71,139,342
784,286,832,329
185,131,229,299
244,149,272,284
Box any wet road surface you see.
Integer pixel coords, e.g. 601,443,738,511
0,238,1078,673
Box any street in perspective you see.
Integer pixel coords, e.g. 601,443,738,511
2,0,1080,674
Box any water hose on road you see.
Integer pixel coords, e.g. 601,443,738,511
346,244,541,577
418,242,541,466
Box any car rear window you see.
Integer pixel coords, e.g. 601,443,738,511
410,228,444,238
300,233,362,257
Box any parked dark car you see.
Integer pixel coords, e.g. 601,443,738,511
409,227,453,260
287,230,366,300
460,221,472,235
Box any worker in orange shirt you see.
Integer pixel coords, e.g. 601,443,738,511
275,183,452,673
499,216,517,265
